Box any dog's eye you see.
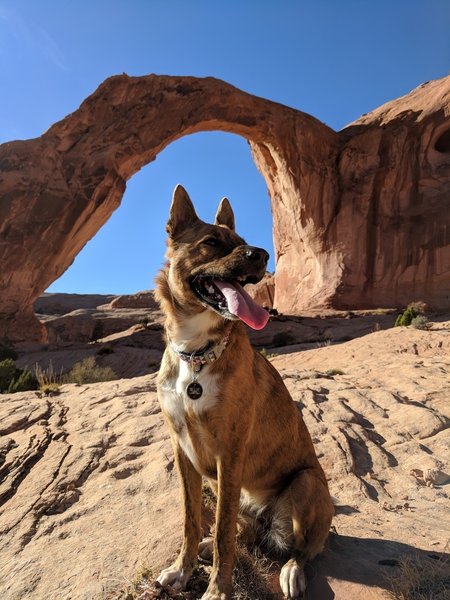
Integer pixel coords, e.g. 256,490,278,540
202,237,219,247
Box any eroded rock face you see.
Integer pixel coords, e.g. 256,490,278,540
0,75,449,341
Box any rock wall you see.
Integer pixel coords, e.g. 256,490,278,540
0,74,449,341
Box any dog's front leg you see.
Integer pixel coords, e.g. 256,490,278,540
157,443,202,591
202,449,245,600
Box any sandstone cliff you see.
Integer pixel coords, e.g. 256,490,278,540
0,75,449,341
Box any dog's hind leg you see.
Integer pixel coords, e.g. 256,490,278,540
157,444,202,591
277,468,334,599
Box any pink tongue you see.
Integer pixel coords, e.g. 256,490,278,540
214,280,270,330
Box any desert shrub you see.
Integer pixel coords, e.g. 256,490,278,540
0,359,17,392
34,361,63,388
139,316,150,327
0,341,18,362
386,552,450,600
272,331,295,347
7,369,38,393
316,338,332,348
39,383,61,397
325,368,345,376
395,301,428,327
259,348,278,359
66,357,117,384
0,357,39,394
411,316,432,330
408,301,427,315
396,306,416,327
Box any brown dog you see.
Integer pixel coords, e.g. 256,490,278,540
155,185,333,599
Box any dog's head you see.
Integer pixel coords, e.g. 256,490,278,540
160,184,270,330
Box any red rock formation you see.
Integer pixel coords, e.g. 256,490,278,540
0,74,449,341
245,274,275,309
108,291,158,310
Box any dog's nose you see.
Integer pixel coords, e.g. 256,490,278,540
244,246,270,265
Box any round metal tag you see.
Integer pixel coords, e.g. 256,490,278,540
186,381,203,400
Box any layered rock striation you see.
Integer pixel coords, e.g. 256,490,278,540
0,74,449,341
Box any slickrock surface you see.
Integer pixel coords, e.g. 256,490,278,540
1,323,449,599
35,293,117,316
1,74,449,341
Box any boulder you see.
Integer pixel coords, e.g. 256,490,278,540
107,291,158,310
245,273,275,309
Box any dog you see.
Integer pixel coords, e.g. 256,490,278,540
155,185,333,599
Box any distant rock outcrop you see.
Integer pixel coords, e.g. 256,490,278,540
105,291,158,310
244,273,275,309
1,74,449,341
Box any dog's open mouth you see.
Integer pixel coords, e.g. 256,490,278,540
191,276,269,330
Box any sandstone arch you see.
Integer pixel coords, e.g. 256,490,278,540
0,74,449,342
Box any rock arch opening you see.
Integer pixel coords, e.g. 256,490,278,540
1,73,449,343
46,131,275,295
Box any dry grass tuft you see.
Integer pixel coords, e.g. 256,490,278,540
117,483,278,599
201,480,217,512
65,356,117,384
34,361,63,395
386,552,450,600
233,544,277,600
118,545,277,600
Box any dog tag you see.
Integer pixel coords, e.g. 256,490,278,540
186,381,203,400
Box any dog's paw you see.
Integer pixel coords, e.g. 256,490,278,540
156,564,191,591
279,558,306,599
198,536,214,563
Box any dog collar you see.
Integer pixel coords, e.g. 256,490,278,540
170,324,233,369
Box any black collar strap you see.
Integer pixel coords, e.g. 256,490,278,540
170,324,233,368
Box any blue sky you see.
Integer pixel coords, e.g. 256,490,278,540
1,0,449,294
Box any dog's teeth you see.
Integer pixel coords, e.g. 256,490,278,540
206,284,215,294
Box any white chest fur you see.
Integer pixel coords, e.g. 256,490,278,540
159,360,219,472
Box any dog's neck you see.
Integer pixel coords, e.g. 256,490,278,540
167,310,227,353
156,267,231,353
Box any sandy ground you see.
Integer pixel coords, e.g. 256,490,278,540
1,319,449,599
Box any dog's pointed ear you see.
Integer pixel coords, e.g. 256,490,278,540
214,197,235,230
167,184,199,238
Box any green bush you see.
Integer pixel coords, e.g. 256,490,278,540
259,348,278,359
0,359,17,392
66,357,117,384
325,368,345,376
395,301,428,327
7,369,38,393
139,316,150,328
411,316,432,330
1,359,39,393
39,383,61,397
0,341,18,362
408,301,427,315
